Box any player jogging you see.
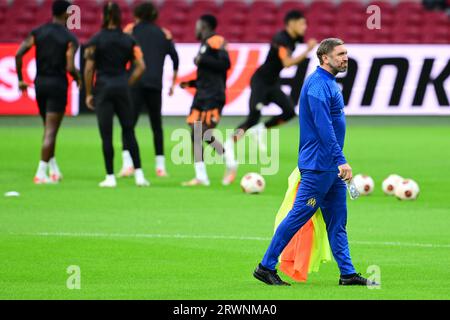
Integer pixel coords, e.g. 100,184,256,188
15,0,80,184
253,39,379,287
119,2,179,178
84,2,149,188
222,10,317,185
180,15,231,186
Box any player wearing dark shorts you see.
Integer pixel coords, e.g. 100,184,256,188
222,10,317,185
119,2,179,178
84,2,149,188
15,0,80,184
179,15,230,186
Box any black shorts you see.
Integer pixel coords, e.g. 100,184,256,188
192,96,225,112
35,78,68,117
186,107,222,127
93,85,132,115
250,74,282,106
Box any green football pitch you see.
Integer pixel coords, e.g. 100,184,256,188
1,115,449,300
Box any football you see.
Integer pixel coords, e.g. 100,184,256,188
395,179,420,200
352,174,375,195
240,172,266,194
382,174,404,195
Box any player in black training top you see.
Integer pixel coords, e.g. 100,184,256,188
84,2,149,188
15,0,80,184
222,10,317,185
179,14,231,186
118,2,179,178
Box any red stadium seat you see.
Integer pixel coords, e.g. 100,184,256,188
220,25,245,43
250,1,279,17
306,11,336,29
392,10,423,27
279,0,308,14
308,0,336,14
188,0,219,24
305,25,336,42
391,23,422,43
396,1,424,13
339,1,365,13
218,0,249,26
0,0,447,45
362,27,393,43
335,26,365,43
366,0,395,14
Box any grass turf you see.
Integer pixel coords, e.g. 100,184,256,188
0,115,449,299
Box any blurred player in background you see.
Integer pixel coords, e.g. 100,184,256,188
15,0,80,184
222,10,317,185
180,14,230,186
84,2,149,188
119,1,179,178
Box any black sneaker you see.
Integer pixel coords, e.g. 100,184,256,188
339,273,380,286
253,264,291,286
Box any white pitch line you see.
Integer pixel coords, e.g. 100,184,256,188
6,232,450,249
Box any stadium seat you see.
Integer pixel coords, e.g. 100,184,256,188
279,0,308,14
362,27,393,43
189,0,219,22
250,1,279,17
243,22,276,43
220,25,245,43
0,0,448,44
218,0,249,25
306,25,336,42
396,1,425,13
366,0,395,14
308,0,336,14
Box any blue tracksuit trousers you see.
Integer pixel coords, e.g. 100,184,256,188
261,169,356,276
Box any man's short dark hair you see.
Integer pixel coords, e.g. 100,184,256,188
199,14,217,30
52,0,71,16
102,2,122,29
316,38,344,64
284,10,304,25
134,2,158,22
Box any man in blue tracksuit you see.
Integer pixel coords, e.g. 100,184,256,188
253,38,377,286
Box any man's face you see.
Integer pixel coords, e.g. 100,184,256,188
288,18,307,37
195,20,203,40
323,44,348,73
63,12,70,23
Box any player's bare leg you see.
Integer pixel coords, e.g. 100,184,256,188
182,121,210,186
34,112,64,184
222,129,241,186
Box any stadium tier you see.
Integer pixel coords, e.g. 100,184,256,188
0,0,448,43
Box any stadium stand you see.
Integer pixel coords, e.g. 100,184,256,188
0,0,448,44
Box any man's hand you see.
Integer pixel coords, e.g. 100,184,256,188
179,81,189,89
18,81,28,93
85,94,95,110
168,84,175,96
338,163,353,182
194,55,201,66
73,71,82,88
306,38,318,51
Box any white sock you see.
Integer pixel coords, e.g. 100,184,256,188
106,174,116,182
134,168,145,181
224,139,237,169
36,161,48,178
49,157,61,175
253,122,266,131
122,150,134,168
155,155,166,170
194,162,208,182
